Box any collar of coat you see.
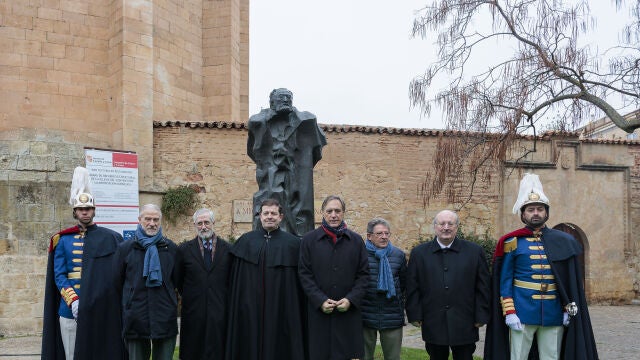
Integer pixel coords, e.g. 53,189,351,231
427,236,462,253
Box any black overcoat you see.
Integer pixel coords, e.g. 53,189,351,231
298,227,369,360
225,229,307,360
176,237,232,360
405,237,490,346
115,236,179,340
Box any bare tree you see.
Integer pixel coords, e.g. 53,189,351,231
411,0,640,206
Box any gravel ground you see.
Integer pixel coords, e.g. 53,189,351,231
1,305,638,359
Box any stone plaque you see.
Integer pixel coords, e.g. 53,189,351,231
233,199,254,223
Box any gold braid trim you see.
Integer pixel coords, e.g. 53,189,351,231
60,287,79,306
500,296,516,316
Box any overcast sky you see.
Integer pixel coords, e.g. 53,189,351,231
249,1,634,130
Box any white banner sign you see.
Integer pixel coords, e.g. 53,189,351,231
84,149,139,239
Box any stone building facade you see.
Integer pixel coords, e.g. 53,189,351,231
2,123,639,336
0,0,639,338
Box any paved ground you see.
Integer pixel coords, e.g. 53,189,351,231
1,305,638,359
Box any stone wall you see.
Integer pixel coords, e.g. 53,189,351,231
0,0,638,339
1,124,639,336
628,144,640,296
0,128,87,335
151,124,502,251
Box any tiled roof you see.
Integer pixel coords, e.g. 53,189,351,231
154,121,247,129
580,138,640,145
152,121,639,144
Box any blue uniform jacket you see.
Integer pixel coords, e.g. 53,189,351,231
53,232,84,319
499,233,563,326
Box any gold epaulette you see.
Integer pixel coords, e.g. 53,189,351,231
500,296,516,316
60,287,79,306
49,234,61,253
503,237,517,253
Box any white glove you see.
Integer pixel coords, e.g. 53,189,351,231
71,300,79,320
563,312,570,326
505,313,523,331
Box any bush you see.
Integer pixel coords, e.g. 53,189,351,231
161,185,199,225
458,227,497,269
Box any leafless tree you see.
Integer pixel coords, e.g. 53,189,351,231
411,0,640,207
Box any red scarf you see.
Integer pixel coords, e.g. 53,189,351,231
321,220,347,244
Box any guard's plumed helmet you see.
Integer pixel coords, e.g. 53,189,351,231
69,166,95,209
512,173,549,215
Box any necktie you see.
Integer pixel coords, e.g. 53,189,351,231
203,241,212,270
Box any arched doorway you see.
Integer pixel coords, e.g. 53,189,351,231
552,223,589,295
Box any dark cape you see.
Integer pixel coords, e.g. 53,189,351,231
484,227,598,360
41,225,126,360
176,236,232,360
225,228,307,360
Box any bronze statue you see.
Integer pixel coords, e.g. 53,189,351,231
248,88,327,236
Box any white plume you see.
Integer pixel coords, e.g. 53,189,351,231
512,173,549,214
69,166,92,205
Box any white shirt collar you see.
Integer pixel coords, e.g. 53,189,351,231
436,237,455,249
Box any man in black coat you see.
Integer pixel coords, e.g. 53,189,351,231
115,204,179,360
176,208,232,360
226,198,306,360
406,210,490,360
299,195,369,360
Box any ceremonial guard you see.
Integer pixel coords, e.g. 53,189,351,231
484,173,598,360
42,167,126,359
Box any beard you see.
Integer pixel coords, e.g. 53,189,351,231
198,229,214,239
523,214,548,228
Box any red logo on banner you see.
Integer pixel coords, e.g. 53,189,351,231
112,153,138,168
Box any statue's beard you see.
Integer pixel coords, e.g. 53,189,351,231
274,104,292,114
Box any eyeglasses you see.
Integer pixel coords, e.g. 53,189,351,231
372,231,390,237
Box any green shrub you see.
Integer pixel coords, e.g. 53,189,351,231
458,227,497,269
161,185,199,224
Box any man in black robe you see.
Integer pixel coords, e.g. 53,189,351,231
247,88,326,236
42,166,126,359
226,198,307,360
176,208,232,360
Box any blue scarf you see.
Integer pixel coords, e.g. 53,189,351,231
135,224,163,287
365,239,396,298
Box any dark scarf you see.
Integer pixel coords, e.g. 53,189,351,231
135,224,164,287
321,218,347,244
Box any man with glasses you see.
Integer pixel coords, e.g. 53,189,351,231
361,218,407,360
175,208,232,359
406,210,490,360
226,199,307,360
